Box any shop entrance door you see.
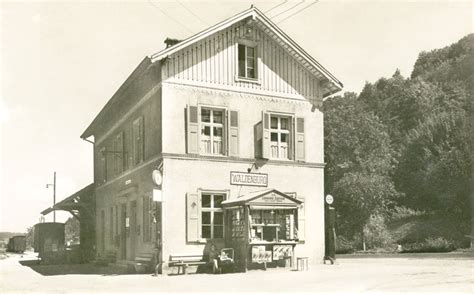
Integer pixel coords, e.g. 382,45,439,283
120,203,127,259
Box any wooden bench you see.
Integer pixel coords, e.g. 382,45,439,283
134,252,155,273
168,254,209,275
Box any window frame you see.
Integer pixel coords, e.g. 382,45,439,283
269,112,294,160
235,40,260,84
198,105,227,156
199,190,228,241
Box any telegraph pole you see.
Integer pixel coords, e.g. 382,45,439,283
46,171,56,222
53,171,56,222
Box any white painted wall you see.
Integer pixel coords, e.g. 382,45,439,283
161,83,324,163
161,158,325,266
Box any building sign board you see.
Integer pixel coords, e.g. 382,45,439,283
249,192,299,206
230,171,268,187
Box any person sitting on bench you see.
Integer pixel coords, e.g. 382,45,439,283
208,243,220,274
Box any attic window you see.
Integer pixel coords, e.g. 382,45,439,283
238,44,257,79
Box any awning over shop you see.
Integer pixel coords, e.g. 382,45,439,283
222,189,302,209
41,183,94,220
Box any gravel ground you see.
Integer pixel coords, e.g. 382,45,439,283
1,251,472,293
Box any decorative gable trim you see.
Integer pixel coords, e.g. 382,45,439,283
149,6,342,98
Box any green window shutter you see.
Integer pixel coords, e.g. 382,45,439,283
261,111,271,159
297,194,306,241
295,117,305,161
186,193,200,242
228,110,239,157
187,105,199,154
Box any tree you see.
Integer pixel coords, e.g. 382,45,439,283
324,93,400,242
25,226,34,249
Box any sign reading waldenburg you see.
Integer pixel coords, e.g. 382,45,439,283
230,171,268,187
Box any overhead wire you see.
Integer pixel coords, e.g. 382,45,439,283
177,0,209,26
276,0,319,24
147,0,194,34
264,0,288,14
270,0,305,20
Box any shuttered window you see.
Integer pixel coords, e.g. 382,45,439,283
186,191,227,242
186,105,239,157
260,111,305,162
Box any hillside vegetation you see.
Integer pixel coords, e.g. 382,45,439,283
324,34,473,252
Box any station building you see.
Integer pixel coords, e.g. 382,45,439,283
80,6,342,272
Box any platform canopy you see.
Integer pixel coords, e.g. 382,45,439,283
222,188,302,210
41,183,94,220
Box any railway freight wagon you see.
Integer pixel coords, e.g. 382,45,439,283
34,222,65,263
7,235,26,253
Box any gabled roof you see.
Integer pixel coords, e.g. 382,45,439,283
150,6,343,97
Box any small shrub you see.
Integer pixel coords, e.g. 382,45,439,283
401,237,455,253
363,214,394,249
336,236,356,254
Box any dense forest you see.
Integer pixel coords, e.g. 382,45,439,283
324,34,473,252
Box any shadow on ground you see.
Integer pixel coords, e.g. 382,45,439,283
19,260,135,276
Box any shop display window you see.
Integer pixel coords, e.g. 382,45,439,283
249,209,297,242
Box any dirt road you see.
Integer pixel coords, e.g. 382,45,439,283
1,251,472,293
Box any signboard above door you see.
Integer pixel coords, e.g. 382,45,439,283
230,171,268,187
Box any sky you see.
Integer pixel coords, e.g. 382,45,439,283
0,0,472,232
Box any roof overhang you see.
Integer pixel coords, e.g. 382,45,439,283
41,183,94,216
150,6,343,97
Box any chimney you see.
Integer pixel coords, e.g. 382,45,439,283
164,38,181,48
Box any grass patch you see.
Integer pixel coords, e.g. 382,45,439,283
401,237,455,253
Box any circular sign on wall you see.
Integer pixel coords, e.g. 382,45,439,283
325,194,334,205
152,169,162,186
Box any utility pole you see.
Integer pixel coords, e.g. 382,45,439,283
46,171,56,222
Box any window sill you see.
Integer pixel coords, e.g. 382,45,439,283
235,76,261,85
199,153,227,158
197,238,224,244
